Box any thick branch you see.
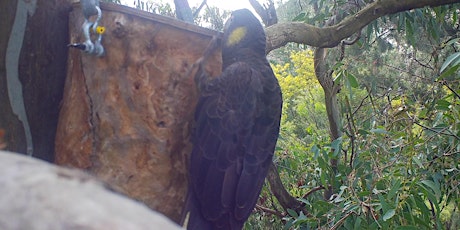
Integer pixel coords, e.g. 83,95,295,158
266,0,460,51
266,163,304,213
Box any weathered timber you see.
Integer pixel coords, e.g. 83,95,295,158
55,2,222,223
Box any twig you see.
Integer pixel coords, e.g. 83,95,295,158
301,185,325,200
412,118,460,140
255,204,284,218
352,94,369,116
346,114,356,168
330,211,356,230
192,0,206,18
342,30,361,46
429,200,438,229
440,80,460,100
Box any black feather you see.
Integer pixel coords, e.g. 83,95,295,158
184,8,282,230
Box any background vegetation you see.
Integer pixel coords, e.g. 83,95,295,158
263,2,459,229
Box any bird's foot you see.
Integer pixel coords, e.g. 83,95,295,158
195,36,220,74
201,36,220,63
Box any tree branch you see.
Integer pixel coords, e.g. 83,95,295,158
301,185,325,200
174,0,193,23
255,204,284,218
265,0,460,52
249,0,278,27
266,163,305,213
192,0,206,18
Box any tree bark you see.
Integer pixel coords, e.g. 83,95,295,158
265,0,460,52
0,151,180,230
267,163,304,213
0,0,71,161
174,0,194,23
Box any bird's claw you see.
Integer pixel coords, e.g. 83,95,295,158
202,36,220,61
195,35,220,72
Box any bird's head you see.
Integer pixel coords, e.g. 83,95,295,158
222,9,266,66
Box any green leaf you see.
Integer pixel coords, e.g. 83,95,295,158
292,12,306,22
428,18,440,41
444,38,460,47
437,64,460,81
454,11,458,28
311,145,320,159
347,72,359,88
297,211,307,221
387,179,401,200
331,137,342,157
283,219,294,230
358,129,370,135
297,198,310,206
378,194,390,213
333,70,344,82
405,18,415,46
420,180,441,200
440,52,460,73
353,217,362,230
320,168,327,186
411,192,430,214
383,209,396,221
370,128,389,135
435,99,451,111
395,226,418,230
412,156,424,169
358,191,371,197
287,208,298,218
398,12,405,32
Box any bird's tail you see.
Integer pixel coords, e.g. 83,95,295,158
181,191,214,230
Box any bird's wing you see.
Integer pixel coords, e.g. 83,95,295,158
190,62,277,224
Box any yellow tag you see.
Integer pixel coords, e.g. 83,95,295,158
226,27,247,46
96,26,106,35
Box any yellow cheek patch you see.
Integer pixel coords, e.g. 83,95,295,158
226,27,247,47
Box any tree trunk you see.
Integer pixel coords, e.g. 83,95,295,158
0,0,71,161
55,2,221,223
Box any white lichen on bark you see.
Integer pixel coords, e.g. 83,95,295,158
5,0,37,155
